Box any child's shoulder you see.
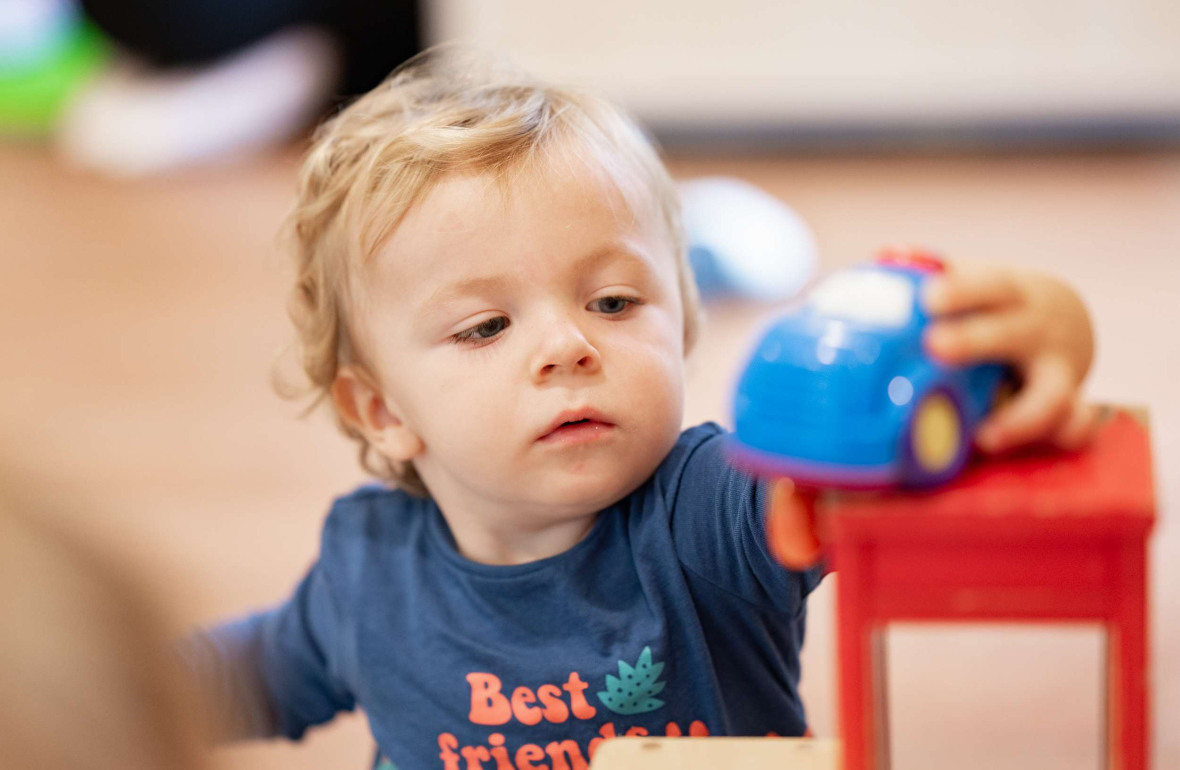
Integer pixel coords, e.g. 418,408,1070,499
330,481,404,508
665,421,727,462
320,482,428,547
649,422,732,493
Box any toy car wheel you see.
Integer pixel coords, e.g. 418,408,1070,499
901,387,970,487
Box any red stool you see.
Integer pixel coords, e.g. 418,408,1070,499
819,410,1156,769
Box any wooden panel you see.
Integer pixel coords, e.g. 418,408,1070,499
590,737,839,769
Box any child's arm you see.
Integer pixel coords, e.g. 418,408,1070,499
921,262,1099,453
179,564,355,741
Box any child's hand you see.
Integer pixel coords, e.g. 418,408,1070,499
921,261,1100,454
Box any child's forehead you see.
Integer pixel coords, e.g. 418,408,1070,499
364,151,667,293
442,142,645,216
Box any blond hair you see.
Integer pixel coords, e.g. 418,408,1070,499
281,47,701,496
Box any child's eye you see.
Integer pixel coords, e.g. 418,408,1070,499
589,296,641,315
452,316,509,345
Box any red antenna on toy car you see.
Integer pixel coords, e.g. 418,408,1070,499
875,246,946,273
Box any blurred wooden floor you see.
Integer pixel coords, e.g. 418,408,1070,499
1,143,1177,770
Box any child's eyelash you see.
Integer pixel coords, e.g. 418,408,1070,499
591,295,643,314
451,316,509,345
449,296,642,347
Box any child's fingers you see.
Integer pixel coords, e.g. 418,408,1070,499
975,357,1074,453
765,480,822,570
1048,399,1103,451
924,309,1037,366
922,263,1023,316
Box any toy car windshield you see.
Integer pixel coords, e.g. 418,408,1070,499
808,269,914,328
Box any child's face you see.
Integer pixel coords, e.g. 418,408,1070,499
352,153,687,528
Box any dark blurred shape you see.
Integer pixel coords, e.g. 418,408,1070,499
79,0,420,97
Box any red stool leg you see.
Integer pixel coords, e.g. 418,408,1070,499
1108,538,1149,769
872,630,891,770
836,540,885,770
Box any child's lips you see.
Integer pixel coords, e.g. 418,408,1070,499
537,419,615,445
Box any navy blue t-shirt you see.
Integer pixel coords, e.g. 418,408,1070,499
187,423,824,769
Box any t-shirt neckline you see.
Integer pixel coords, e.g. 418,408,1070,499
423,497,614,578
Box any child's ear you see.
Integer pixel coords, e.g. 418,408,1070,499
331,366,424,462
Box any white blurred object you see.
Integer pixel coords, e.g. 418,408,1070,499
0,0,77,70
54,25,339,176
679,176,818,302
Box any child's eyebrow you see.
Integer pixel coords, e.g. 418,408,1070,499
575,243,657,277
422,275,513,311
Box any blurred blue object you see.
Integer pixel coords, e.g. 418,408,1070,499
730,250,1011,490
680,176,817,302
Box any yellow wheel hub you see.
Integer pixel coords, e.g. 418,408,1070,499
912,393,962,473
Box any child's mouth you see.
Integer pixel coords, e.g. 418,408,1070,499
539,418,614,445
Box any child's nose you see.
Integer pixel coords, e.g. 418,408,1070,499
531,318,601,381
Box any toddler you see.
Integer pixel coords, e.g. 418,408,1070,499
187,49,1098,769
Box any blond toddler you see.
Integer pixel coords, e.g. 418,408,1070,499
186,49,1098,770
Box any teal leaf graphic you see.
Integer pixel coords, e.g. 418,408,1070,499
596,646,668,715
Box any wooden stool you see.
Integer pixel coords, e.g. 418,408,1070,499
820,410,1156,769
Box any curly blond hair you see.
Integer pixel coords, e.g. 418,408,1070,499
281,48,700,496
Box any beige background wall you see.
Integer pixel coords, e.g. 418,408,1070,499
427,0,1180,127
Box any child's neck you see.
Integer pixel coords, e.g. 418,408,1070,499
438,499,600,566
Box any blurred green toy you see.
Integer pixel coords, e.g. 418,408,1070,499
0,0,107,137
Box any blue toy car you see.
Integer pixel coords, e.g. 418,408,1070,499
729,250,1012,490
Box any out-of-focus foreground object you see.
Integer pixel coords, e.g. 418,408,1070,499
3,0,420,173
680,176,818,302
590,736,839,769
54,25,339,176
0,490,208,770
814,409,1156,770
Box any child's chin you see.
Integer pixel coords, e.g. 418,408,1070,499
541,466,651,510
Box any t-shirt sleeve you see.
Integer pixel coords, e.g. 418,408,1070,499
179,559,356,741
664,424,824,615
